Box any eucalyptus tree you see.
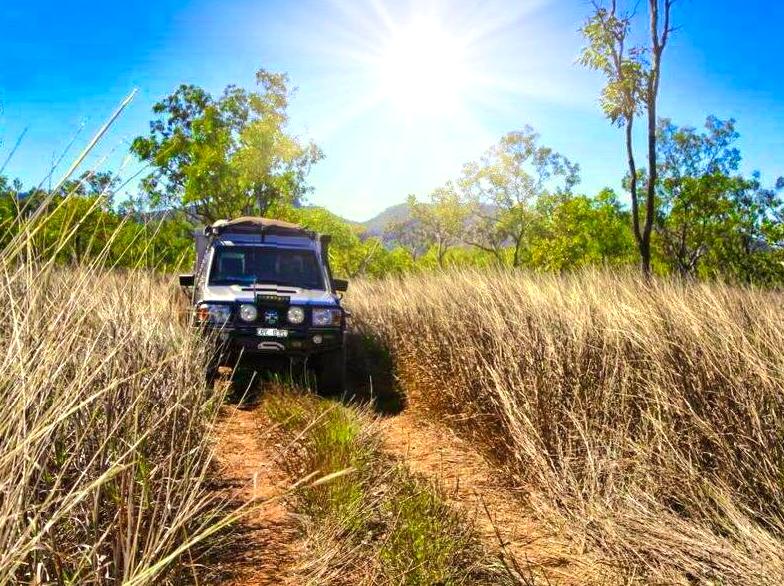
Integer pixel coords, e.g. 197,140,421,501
580,0,675,276
648,115,784,281
654,116,741,275
459,127,579,268
529,188,636,271
405,187,470,269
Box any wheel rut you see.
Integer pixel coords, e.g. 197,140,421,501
212,403,301,585
379,411,598,585
210,391,601,584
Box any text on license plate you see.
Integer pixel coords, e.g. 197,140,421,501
256,328,288,338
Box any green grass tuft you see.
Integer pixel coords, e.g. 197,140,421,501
261,389,508,585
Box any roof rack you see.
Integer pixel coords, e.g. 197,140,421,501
205,216,316,239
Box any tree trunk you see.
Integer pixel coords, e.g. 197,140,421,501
512,237,523,268
626,120,641,248
642,0,673,278
437,237,447,269
642,82,656,277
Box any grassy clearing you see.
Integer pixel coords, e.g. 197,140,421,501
262,389,510,585
349,269,784,584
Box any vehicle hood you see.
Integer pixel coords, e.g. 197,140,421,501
199,284,339,306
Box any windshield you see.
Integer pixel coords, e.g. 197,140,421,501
209,246,325,290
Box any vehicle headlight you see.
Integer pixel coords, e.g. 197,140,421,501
312,308,342,327
196,303,232,325
239,304,258,322
287,306,305,324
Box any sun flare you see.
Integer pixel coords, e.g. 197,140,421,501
375,18,469,117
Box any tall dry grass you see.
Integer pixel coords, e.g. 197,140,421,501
0,224,222,582
349,269,784,584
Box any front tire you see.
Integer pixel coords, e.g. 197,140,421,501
205,339,225,391
205,364,219,391
315,347,346,396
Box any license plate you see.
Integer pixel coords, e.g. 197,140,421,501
256,328,288,338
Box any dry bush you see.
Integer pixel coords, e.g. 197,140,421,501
0,238,222,582
349,268,784,584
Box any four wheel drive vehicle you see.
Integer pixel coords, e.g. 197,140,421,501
178,217,349,393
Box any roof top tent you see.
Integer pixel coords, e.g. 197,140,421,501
194,216,336,285
210,216,317,239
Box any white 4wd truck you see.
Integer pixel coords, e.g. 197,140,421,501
179,217,348,393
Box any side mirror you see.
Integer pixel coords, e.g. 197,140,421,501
179,274,195,288
333,278,349,292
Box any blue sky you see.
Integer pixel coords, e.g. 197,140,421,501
1,0,782,221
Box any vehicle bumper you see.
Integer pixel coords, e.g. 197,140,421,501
203,326,344,366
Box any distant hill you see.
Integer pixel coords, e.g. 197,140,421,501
360,203,410,237
357,201,497,239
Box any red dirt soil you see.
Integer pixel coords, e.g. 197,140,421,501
212,398,606,585
380,411,603,585
213,404,301,585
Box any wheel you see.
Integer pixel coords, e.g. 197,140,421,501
315,347,346,396
205,347,222,391
205,365,219,391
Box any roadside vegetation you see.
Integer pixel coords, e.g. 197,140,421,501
261,389,511,585
0,220,226,583
349,270,784,584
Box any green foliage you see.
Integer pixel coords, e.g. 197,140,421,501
379,473,486,585
460,127,580,267
405,188,470,268
277,205,415,278
0,177,21,248
0,171,193,270
111,212,195,269
578,5,647,126
131,70,323,224
264,391,372,530
262,390,505,585
416,244,501,270
654,116,784,282
384,202,430,260
529,189,636,270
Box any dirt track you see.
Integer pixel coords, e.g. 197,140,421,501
212,403,301,585
379,412,587,585
212,396,592,585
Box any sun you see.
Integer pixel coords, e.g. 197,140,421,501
375,18,469,117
